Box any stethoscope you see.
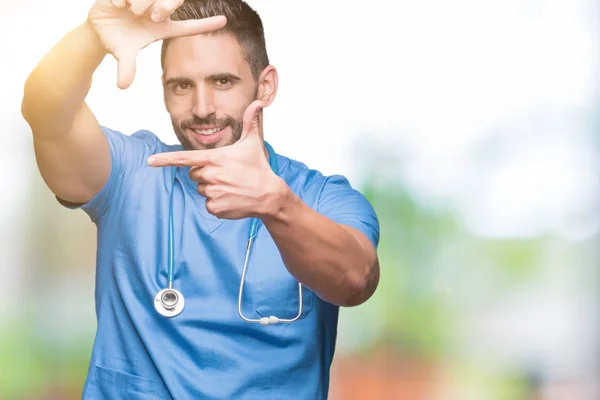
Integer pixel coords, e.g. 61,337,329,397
154,141,303,326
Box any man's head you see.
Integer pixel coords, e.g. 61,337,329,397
161,0,278,150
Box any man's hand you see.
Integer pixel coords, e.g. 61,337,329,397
88,0,226,89
148,100,288,220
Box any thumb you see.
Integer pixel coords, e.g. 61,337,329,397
114,49,138,90
240,100,264,141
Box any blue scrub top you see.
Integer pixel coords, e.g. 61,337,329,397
71,127,379,399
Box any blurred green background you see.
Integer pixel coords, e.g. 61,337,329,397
2,0,599,399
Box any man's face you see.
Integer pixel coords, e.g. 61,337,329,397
162,32,257,150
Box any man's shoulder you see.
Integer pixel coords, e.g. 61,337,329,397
129,128,160,142
278,153,356,188
276,153,360,204
101,125,164,144
277,154,326,185
100,126,179,154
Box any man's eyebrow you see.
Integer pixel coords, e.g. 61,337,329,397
163,74,242,87
206,73,241,82
163,76,194,87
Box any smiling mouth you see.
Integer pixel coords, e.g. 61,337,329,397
191,126,226,136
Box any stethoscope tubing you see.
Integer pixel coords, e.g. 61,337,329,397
159,141,303,324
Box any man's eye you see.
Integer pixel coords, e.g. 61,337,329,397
171,83,191,95
216,78,231,87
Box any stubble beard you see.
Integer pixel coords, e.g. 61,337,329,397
173,114,244,150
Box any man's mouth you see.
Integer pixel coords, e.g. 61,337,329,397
191,126,226,136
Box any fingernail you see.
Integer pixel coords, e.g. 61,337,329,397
147,156,156,166
151,11,162,22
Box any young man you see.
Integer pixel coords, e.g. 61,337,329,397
21,0,380,398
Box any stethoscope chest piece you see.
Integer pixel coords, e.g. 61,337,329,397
154,288,185,317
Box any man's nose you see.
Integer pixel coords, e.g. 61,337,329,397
192,85,216,119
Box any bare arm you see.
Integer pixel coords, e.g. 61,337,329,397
262,184,380,307
21,0,227,205
22,21,109,204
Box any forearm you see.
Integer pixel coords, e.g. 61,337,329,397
261,182,380,307
22,21,106,137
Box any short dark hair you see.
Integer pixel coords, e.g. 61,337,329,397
160,0,269,80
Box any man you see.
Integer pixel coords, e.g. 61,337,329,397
21,0,380,398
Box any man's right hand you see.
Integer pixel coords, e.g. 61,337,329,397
88,0,226,89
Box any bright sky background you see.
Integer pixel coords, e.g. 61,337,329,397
1,0,598,240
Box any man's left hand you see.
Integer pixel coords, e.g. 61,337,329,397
147,100,286,220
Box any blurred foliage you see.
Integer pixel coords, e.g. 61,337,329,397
0,319,92,400
341,171,545,360
0,167,96,400
361,181,457,358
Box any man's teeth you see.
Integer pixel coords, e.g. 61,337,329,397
193,127,225,135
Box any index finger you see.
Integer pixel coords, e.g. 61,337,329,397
150,0,182,21
147,149,217,167
159,15,227,39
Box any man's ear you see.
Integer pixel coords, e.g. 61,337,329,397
256,65,278,107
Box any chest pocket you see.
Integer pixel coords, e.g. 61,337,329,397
249,233,314,320
84,366,166,400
